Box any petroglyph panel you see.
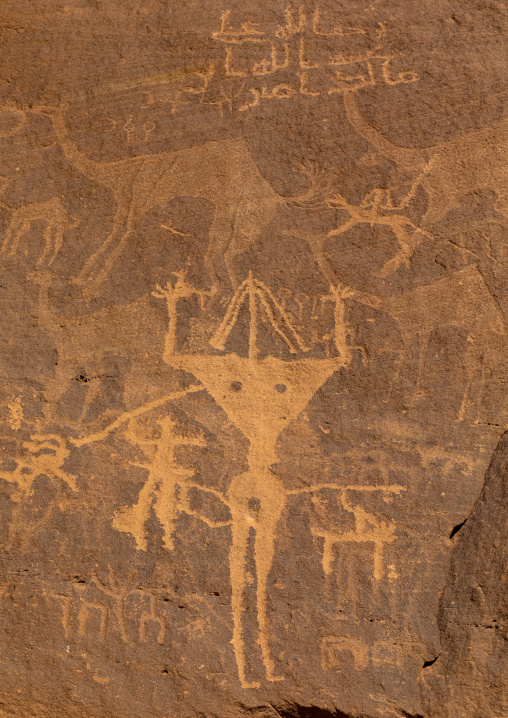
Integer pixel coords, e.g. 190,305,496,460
0,1,506,717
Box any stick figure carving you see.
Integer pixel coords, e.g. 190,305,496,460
66,270,410,687
154,271,353,687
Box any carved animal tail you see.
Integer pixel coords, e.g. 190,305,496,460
284,161,334,208
343,92,428,172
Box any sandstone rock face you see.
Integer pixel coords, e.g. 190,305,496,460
0,2,506,717
420,431,508,718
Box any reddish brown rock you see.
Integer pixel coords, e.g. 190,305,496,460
0,1,506,717
420,431,508,718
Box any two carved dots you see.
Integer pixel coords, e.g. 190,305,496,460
230,381,287,393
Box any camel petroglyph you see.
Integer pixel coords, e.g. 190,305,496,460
0,194,80,266
28,105,330,292
343,92,508,229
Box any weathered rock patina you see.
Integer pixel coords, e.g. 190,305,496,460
0,1,506,716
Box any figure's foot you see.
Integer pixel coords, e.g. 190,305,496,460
263,656,285,683
266,672,284,683
240,677,260,689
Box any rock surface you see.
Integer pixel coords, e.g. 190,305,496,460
0,1,506,717
420,431,508,718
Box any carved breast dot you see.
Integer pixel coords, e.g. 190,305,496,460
230,381,242,392
275,383,287,393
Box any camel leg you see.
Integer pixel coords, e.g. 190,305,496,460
205,204,238,293
1,215,17,254
228,498,260,688
224,246,240,291
383,329,411,403
47,218,66,266
383,352,404,402
457,344,484,423
78,372,104,424
93,222,135,286
254,489,286,682
410,329,432,403
38,219,59,266
420,191,456,230
77,197,132,284
5,218,29,257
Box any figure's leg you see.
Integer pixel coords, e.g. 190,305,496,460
229,503,259,688
254,491,286,682
113,473,156,552
377,223,415,278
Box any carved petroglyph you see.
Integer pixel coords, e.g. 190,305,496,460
123,117,156,143
416,445,482,476
139,593,167,645
27,106,328,290
113,415,213,552
0,106,28,137
109,65,216,109
7,396,24,431
272,285,364,357
212,7,418,112
325,186,434,278
0,431,77,549
321,636,369,671
152,271,359,687
71,377,231,550
49,572,168,645
343,91,508,228
0,433,76,499
51,594,73,640
283,258,506,420
349,266,506,418
70,386,204,448
27,269,189,426
286,182,435,281
321,636,408,672
77,594,109,639
311,486,405,581
0,191,80,267
294,484,404,579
